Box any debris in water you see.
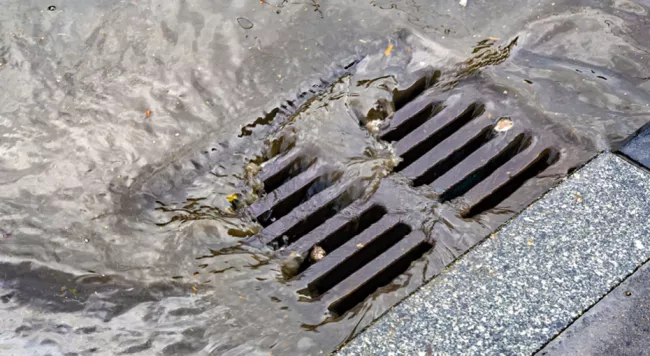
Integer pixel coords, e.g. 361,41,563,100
495,118,514,132
487,36,501,41
245,162,261,178
2,232,10,239
280,252,304,278
47,5,56,11
384,43,394,56
227,193,246,210
145,109,151,117
237,17,254,30
366,119,383,135
459,0,467,7
310,246,326,261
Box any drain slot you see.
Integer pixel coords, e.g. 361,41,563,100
319,205,387,253
439,133,531,202
381,103,438,143
463,148,559,217
271,188,356,249
299,205,387,273
329,241,431,316
258,174,336,227
393,72,439,110
262,157,313,194
308,223,412,297
412,126,495,186
396,103,485,172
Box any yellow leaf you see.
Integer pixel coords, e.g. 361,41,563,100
384,43,394,56
226,193,238,202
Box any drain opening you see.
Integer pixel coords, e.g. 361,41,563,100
463,148,560,217
269,187,357,249
413,126,495,186
298,205,387,273
329,241,432,316
396,103,486,172
258,172,338,227
392,71,440,110
262,156,314,194
381,103,440,143
263,136,296,163
307,223,412,297
439,133,532,202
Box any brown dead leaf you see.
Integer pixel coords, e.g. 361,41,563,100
145,109,151,117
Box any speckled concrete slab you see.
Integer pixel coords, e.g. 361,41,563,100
338,153,650,355
537,262,650,356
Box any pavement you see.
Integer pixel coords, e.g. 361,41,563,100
339,152,650,355
538,263,650,355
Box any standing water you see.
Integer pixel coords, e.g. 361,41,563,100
1,0,650,354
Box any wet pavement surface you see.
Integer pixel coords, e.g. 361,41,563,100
1,0,650,354
621,121,650,170
538,261,650,356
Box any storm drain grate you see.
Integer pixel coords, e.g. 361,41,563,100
246,151,357,250
242,77,588,319
382,91,561,217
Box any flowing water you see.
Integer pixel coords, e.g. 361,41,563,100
1,0,650,354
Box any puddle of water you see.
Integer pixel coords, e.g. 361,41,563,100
1,0,650,354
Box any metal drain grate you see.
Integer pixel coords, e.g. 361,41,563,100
236,73,592,329
246,151,358,251
382,90,561,217
242,82,581,316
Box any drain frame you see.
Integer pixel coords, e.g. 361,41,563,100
236,74,593,337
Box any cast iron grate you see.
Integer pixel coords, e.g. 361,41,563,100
381,90,561,217
244,80,573,317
